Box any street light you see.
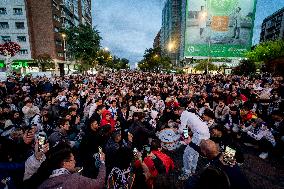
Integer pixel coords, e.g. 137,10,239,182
61,33,69,74
168,42,174,52
103,47,109,51
61,33,67,62
167,41,178,66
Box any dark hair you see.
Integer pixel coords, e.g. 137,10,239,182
45,142,73,169
24,143,72,188
212,124,226,134
68,107,77,113
58,118,68,127
203,109,215,119
95,98,102,103
197,166,230,189
96,105,104,112
150,139,161,151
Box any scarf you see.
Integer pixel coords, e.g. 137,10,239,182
50,168,70,178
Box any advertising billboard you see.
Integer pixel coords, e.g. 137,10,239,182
184,0,257,58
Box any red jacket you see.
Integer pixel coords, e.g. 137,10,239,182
100,110,116,131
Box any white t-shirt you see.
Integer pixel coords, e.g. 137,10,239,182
180,111,210,144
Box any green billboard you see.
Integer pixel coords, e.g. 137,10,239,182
184,0,257,58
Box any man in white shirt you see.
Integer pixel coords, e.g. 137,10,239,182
177,107,210,180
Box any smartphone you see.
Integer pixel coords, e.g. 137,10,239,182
133,148,138,155
38,132,47,151
224,146,236,157
183,128,189,139
144,146,151,154
98,146,102,154
223,146,236,165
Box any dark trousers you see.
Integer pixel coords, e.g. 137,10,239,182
243,134,273,153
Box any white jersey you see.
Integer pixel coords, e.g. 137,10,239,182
180,111,210,144
88,103,97,118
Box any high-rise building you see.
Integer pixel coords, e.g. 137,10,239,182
26,0,92,67
260,7,284,42
160,0,182,65
0,0,92,73
161,0,257,66
0,0,32,69
153,29,161,49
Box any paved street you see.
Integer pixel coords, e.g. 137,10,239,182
165,144,284,189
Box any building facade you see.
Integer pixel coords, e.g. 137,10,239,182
153,29,161,49
161,0,257,67
0,0,92,73
0,0,32,69
26,0,92,65
160,0,182,66
260,7,284,42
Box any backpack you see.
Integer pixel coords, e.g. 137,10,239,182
152,155,166,174
107,167,135,189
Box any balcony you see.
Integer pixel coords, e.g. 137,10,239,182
60,1,74,15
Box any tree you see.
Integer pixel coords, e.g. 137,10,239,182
138,47,172,72
246,39,284,62
232,59,256,76
32,54,55,71
194,60,218,72
96,49,112,66
62,24,102,71
0,42,21,75
119,58,130,70
105,56,130,70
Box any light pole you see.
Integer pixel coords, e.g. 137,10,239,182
207,36,211,74
61,33,69,74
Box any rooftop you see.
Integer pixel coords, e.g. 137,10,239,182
263,6,284,22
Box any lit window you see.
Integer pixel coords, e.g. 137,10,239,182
54,27,59,32
53,14,60,22
57,52,64,57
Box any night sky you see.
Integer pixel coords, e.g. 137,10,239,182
92,0,284,64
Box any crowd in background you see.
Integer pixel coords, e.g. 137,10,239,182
0,71,283,189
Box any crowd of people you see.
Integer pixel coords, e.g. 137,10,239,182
0,71,283,189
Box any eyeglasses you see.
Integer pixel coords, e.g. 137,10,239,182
65,158,75,163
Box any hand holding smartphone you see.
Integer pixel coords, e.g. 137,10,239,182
98,146,103,154
223,146,236,165
38,132,47,151
183,128,189,139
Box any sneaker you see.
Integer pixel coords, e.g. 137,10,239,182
259,152,268,159
178,173,190,181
